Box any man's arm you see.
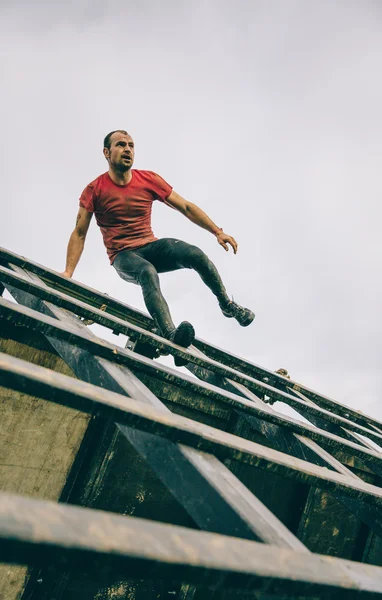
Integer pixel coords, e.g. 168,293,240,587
165,190,238,254
62,207,93,277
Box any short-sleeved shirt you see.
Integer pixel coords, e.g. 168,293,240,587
79,170,172,264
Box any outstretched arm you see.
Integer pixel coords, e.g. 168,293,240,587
165,190,238,254
62,207,93,277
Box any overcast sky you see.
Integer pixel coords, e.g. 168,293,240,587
1,1,381,421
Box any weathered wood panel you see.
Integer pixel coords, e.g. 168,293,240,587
1,296,382,478
1,492,382,597
2,265,382,449
0,333,90,600
0,248,381,599
2,351,382,508
1,245,380,435
2,273,309,600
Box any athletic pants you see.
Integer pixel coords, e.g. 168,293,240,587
113,238,230,337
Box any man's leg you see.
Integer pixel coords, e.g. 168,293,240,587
145,239,255,327
144,239,230,305
113,248,195,347
113,249,176,337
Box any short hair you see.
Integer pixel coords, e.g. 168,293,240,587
103,130,129,150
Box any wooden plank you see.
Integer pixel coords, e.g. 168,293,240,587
1,244,381,435
1,296,382,478
0,246,154,330
2,252,382,592
1,272,380,478
2,264,382,451
0,332,92,600
288,388,382,479
2,351,382,509
134,356,382,546
297,487,365,559
184,362,382,543
370,424,382,436
362,530,382,566
345,428,382,453
293,434,359,479
225,380,360,479
1,493,382,597
188,362,380,489
192,336,382,435
186,355,374,556
120,425,307,550
3,271,310,552
175,447,305,549
0,274,382,472
290,387,382,451
3,275,311,599
224,382,382,560
286,388,382,479
334,492,382,536
245,413,382,538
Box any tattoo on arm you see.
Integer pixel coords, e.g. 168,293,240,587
76,214,81,225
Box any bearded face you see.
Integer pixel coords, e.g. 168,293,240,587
104,132,135,173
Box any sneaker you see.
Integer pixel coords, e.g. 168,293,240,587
169,321,195,366
220,299,255,327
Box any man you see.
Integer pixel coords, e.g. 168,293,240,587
62,130,254,358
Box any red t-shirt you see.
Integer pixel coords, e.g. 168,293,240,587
79,170,173,263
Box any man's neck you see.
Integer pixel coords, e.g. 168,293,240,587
108,167,133,186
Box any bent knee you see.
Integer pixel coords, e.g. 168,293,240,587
184,245,209,267
139,263,159,286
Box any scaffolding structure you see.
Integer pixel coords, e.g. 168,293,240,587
0,245,381,600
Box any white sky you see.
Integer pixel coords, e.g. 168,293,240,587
1,1,381,419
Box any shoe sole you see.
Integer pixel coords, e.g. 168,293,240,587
239,312,255,327
172,321,195,366
223,311,255,326
172,321,195,348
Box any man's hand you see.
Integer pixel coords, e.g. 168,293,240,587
216,230,238,254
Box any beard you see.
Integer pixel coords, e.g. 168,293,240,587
112,156,133,173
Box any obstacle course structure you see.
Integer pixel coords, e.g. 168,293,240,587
0,245,381,600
